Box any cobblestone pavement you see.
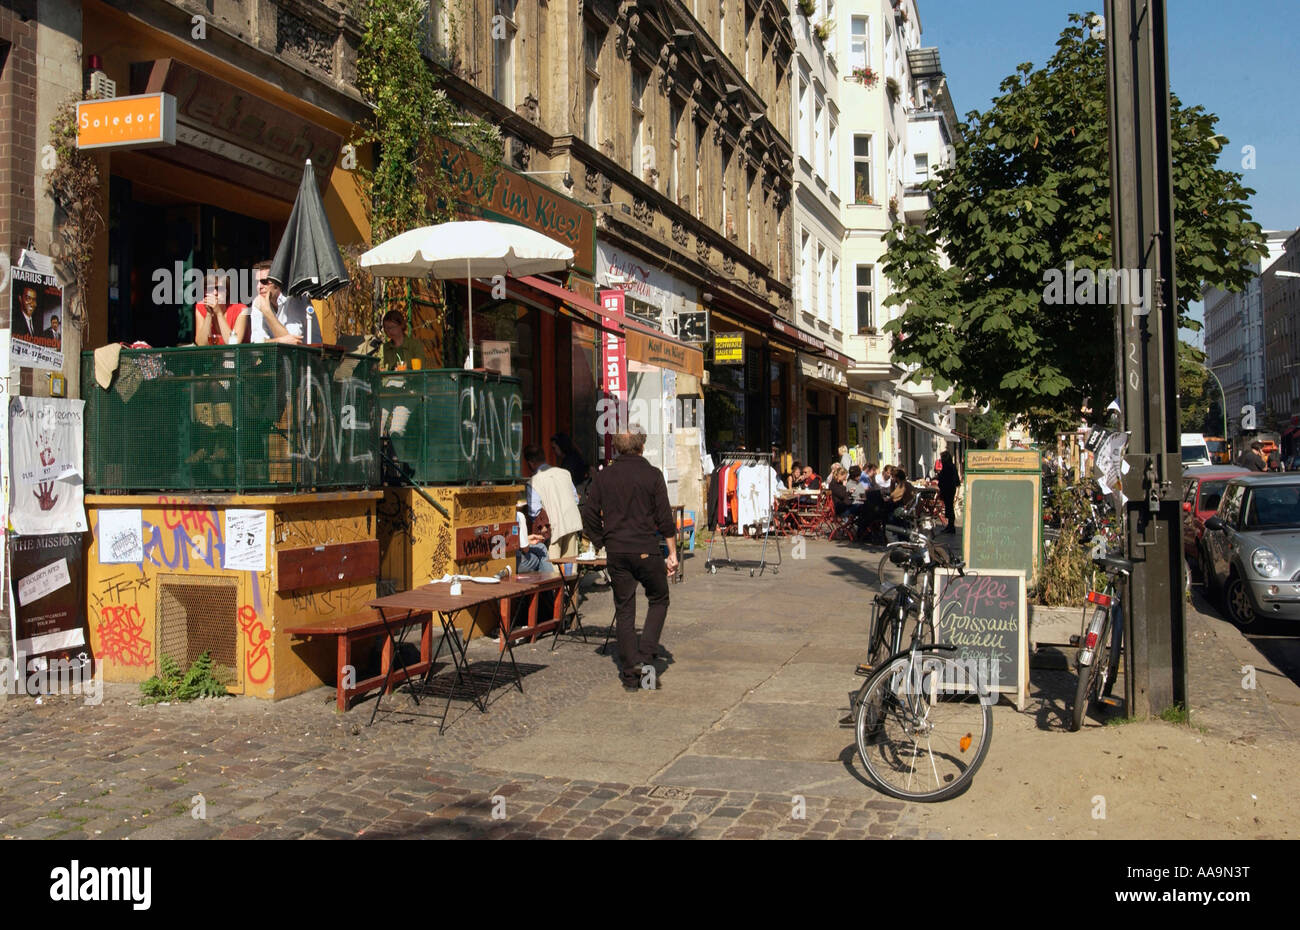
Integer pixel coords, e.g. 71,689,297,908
0,539,936,840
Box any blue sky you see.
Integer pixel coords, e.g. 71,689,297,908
923,1,1300,345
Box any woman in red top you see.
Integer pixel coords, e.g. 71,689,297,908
194,272,249,345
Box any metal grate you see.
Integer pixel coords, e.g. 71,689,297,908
157,576,239,687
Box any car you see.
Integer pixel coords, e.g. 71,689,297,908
1180,433,1212,467
1202,474,1300,626
1182,465,1250,573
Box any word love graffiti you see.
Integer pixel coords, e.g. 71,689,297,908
280,356,375,470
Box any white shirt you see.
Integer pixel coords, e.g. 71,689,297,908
250,294,319,343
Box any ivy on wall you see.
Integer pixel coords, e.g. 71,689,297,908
46,98,105,343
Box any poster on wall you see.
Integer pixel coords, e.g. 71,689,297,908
8,533,85,661
8,397,87,535
7,263,64,371
0,329,8,599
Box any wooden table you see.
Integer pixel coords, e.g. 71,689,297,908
367,572,564,731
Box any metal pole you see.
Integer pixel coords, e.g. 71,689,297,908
1105,0,1188,717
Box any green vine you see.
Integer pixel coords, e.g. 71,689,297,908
46,97,105,343
345,0,504,335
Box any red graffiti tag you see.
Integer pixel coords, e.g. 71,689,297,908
97,604,153,667
158,497,218,536
237,605,272,684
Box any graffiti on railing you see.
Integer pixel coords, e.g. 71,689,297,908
459,384,522,466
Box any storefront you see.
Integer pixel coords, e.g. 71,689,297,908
849,389,893,468
798,353,849,475
704,312,785,457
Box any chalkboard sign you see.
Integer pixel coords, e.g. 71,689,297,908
962,449,1042,586
934,568,1028,710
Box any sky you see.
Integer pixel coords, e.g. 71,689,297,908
922,1,1300,347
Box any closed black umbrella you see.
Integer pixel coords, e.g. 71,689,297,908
267,159,349,300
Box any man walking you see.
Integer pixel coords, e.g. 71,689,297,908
580,425,678,691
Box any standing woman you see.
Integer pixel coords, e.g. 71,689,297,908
937,449,960,535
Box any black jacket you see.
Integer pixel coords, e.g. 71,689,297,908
580,453,675,555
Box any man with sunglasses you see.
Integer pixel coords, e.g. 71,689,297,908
244,260,305,345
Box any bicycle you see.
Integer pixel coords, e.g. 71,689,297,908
851,524,993,802
1069,552,1130,731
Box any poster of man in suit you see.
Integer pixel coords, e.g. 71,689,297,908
7,266,64,368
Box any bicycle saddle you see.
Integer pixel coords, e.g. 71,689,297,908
1096,554,1133,574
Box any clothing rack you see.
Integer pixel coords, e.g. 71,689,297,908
704,451,782,577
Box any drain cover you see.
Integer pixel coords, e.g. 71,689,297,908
647,786,693,800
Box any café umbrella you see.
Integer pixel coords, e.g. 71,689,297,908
267,159,350,302
359,220,573,369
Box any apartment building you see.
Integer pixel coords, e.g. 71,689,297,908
1204,229,1292,442
1262,229,1300,446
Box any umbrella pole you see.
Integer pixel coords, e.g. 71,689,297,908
464,259,474,371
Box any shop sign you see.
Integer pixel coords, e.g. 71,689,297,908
435,136,596,277
772,317,825,352
625,329,704,380
482,341,512,376
713,333,744,364
75,93,176,150
601,291,628,461
597,245,694,320
677,310,709,343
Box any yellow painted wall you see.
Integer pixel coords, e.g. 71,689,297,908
86,491,380,700
379,485,524,636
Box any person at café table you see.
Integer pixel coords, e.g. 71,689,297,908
380,309,427,370
193,271,244,346
789,461,805,488
801,465,823,490
242,262,304,345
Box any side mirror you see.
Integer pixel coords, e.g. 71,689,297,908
1204,516,1224,532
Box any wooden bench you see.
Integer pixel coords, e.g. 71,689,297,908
284,609,435,712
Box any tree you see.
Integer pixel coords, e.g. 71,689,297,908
1177,340,1213,434
880,13,1265,442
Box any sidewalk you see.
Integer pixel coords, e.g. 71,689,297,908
0,537,1295,839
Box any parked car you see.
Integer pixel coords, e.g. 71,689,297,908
1202,474,1300,626
1182,465,1250,574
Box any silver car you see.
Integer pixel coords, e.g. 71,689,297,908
1203,474,1300,626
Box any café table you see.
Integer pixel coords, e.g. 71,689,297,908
367,571,564,732
550,556,607,650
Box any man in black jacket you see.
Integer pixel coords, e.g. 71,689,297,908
580,425,678,691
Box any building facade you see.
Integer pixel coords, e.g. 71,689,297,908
1205,229,1292,442
1262,229,1300,447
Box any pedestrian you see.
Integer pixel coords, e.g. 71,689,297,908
523,443,582,559
1239,441,1266,472
580,424,678,692
937,449,960,535
839,444,854,472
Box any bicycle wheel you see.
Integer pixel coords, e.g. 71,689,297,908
856,653,992,802
1070,608,1110,731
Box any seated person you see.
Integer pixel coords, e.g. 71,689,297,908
801,465,823,491
193,272,246,346
846,465,865,502
862,463,880,491
789,460,806,489
885,468,917,527
244,261,306,345
516,505,553,574
380,309,428,370
829,465,863,519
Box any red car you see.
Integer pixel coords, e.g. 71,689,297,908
1183,465,1250,573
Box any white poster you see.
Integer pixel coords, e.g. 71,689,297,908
9,338,63,372
16,557,71,606
223,509,267,572
7,397,86,535
98,508,144,564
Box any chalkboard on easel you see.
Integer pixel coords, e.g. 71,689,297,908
934,568,1028,710
962,450,1042,587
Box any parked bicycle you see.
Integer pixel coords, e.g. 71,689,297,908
1069,552,1130,731
851,524,993,802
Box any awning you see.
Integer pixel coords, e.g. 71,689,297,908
514,275,703,379
849,390,891,410
899,413,959,441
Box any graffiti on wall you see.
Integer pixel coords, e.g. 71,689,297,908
459,384,522,465
236,605,271,684
96,603,153,667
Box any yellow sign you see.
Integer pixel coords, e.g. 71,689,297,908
966,450,1041,472
713,332,744,364
76,93,176,150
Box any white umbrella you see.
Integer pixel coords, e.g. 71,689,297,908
359,220,574,369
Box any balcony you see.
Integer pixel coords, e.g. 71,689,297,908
846,332,903,380
902,185,932,224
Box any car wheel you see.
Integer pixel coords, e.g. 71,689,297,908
1201,545,1218,596
1225,573,1258,627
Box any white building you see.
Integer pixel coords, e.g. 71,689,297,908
788,0,849,475
1204,229,1292,441
834,0,957,474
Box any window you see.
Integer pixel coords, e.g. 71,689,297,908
828,114,838,195
746,167,757,254
632,66,648,181
669,99,682,201
584,25,601,143
816,243,826,322
856,265,874,332
492,0,517,109
719,0,726,54
695,118,707,220
850,16,869,70
722,143,733,240
814,97,824,179
914,153,929,183
830,257,840,330
797,71,810,162
800,231,812,312
421,1,449,62
853,135,872,203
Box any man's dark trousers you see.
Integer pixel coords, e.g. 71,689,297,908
608,551,669,686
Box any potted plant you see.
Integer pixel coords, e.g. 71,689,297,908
885,76,900,103
860,325,878,336
852,65,879,87
814,19,834,42
798,0,816,17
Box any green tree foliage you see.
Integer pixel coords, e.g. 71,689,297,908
880,14,1265,441
1177,340,1214,434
